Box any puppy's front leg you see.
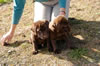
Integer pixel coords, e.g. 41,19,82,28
31,32,38,55
51,39,61,54
32,40,38,55
47,38,53,52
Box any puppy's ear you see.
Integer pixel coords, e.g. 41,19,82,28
61,17,69,24
64,19,71,32
51,23,56,32
52,23,56,28
45,20,49,25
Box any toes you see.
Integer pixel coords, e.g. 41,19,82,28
0,37,6,46
0,36,11,46
0,38,9,46
1,41,5,46
3,42,9,46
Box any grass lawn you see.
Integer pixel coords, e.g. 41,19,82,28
0,0,12,3
0,0,100,65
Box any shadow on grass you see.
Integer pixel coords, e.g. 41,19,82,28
3,18,100,65
6,40,29,47
40,18,100,65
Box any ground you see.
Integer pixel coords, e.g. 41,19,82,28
0,0,100,66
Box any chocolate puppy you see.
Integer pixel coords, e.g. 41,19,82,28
30,20,51,54
49,15,71,54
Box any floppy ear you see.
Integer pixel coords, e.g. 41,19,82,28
61,17,69,24
59,16,71,32
52,23,56,28
50,23,56,32
45,20,49,26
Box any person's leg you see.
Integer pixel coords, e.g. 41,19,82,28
34,2,52,22
51,0,70,20
65,0,70,19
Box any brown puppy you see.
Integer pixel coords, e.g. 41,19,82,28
49,15,71,54
30,20,51,54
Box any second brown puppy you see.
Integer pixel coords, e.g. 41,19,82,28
49,15,71,54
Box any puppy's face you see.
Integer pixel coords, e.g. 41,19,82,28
49,16,70,34
31,20,49,39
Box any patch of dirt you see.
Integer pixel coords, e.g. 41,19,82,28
0,0,100,65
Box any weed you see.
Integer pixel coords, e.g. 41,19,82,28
68,48,88,60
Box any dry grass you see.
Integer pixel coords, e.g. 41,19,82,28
0,0,100,65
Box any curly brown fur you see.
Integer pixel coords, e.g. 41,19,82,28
30,20,52,55
49,15,71,54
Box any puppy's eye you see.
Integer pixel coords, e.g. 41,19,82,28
37,28,40,32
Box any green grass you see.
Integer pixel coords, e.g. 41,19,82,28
21,43,30,49
0,0,5,3
68,48,88,60
0,0,12,3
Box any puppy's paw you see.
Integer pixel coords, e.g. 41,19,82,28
32,51,38,55
54,49,61,54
